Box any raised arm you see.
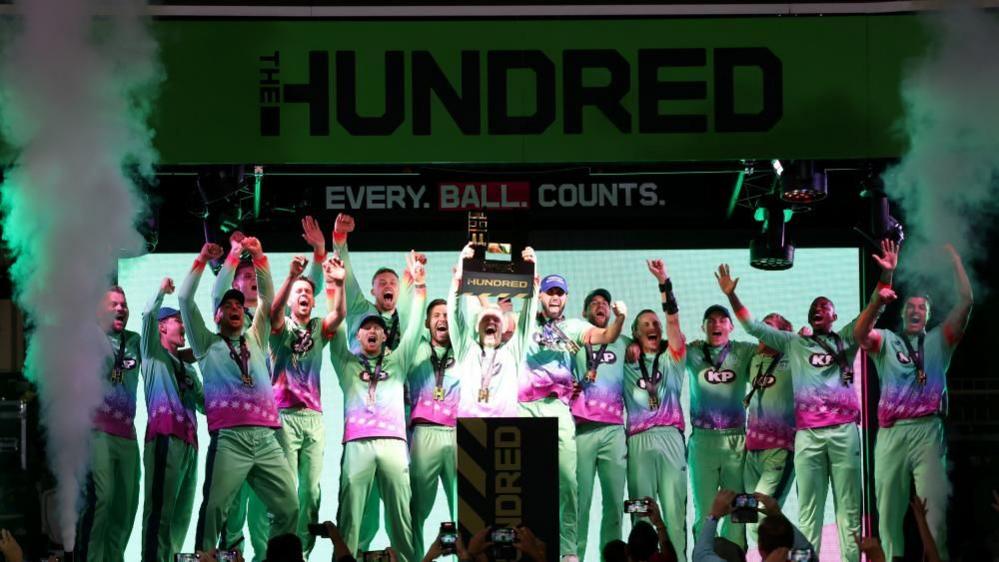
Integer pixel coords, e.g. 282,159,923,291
648,259,685,355
587,304,626,345
242,237,274,348
854,287,896,353
270,255,309,333
942,243,973,346
331,212,372,319
393,251,429,374
141,277,174,359
855,240,900,352
211,231,245,308
321,255,349,340
447,250,472,359
301,215,328,292
511,247,540,361
179,243,224,358
716,264,795,353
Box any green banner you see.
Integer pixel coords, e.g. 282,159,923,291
151,15,930,164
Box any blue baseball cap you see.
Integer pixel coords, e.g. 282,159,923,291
540,274,568,293
157,307,181,321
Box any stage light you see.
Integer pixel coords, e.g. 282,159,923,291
750,199,795,270
859,175,905,247
779,160,827,204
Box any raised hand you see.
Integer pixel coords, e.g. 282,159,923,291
289,255,308,278
612,300,628,317
301,216,326,254
522,246,536,264
876,286,897,305
229,230,246,249
715,264,739,295
324,255,346,285
161,277,175,295
242,236,263,259
646,259,668,283
872,239,899,272
407,250,427,285
798,325,813,337
334,213,355,235
199,242,224,263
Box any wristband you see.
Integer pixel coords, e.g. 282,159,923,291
876,281,892,292
661,279,679,314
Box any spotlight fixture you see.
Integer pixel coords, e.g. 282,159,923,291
750,198,795,270
859,174,904,247
776,160,828,204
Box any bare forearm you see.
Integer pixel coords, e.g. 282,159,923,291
592,316,624,344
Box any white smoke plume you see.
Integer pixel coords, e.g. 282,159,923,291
0,0,160,550
882,6,999,297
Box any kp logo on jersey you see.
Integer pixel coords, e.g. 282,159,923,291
703,368,737,384
808,353,834,368
895,352,912,364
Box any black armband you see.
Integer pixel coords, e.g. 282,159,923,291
660,279,679,314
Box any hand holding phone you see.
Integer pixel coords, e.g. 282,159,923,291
440,522,457,555
624,498,650,514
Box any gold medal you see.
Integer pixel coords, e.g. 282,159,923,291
585,369,597,383
111,368,124,385
478,388,490,403
434,387,445,401
917,369,927,385
648,395,660,410
241,373,255,387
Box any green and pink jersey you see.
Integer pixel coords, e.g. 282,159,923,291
745,351,795,451
141,290,204,446
270,317,327,412
521,316,594,404
179,256,281,432
871,326,956,427
94,329,142,439
407,338,460,426
446,283,536,419
570,335,628,425
685,340,755,430
329,279,426,442
737,308,861,430
622,345,687,436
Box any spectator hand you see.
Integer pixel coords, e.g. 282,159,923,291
467,527,492,558
514,526,546,562
710,490,737,518
853,533,885,562
753,492,781,517
0,529,24,562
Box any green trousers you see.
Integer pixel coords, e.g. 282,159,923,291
337,438,418,562
195,427,299,553
240,408,327,557
224,484,269,561
688,428,747,548
795,423,861,562
141,436,198,562
520,398,578,557
410,424,457,556
358,482,383,551
576,423,627,562
79,431,141,562
627,426,688,562
743,448,794,546
875,417,948,561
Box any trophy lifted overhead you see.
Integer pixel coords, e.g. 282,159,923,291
458,211,535,298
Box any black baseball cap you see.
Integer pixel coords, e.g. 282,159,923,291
216,289,245,311
583,289,612,311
